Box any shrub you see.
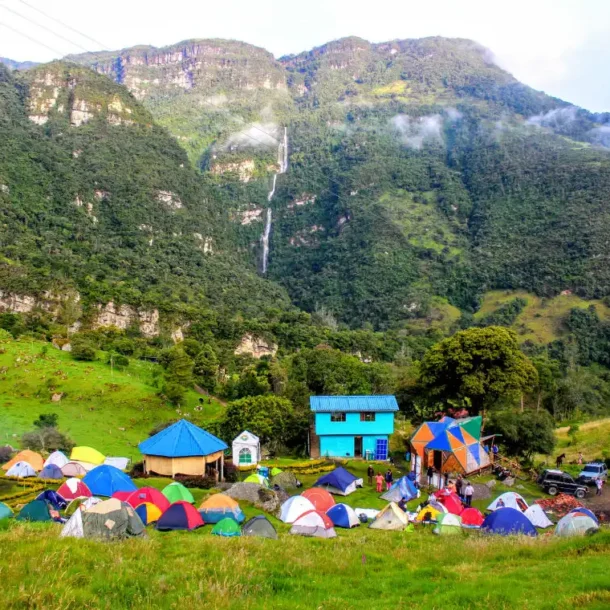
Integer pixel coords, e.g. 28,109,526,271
148,420,178,437
71,339,96,361
223,461,239,483
0,328,13,343
174,474,217,489
0,445,13,463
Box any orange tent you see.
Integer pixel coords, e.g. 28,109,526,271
3,450,44,472
199,494,239,510
302,488,336,513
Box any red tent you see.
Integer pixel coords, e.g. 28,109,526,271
156,501,204,531
435,491,464,515
112,491,132,502
302,488,336,513
125,487,171,512
57,478,91,501
460,507,484,526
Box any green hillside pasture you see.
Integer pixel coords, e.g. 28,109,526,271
475,290,610,344
0,340,224,459
554,418,610,462
0,522,608,610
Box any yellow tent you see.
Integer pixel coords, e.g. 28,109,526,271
369,502,408,530
415,502,447,522
2,450,44,472
199,494,240,510
70,446,106,465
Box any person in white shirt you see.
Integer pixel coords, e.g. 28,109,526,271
463,482,474,507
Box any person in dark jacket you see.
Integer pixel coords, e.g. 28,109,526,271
367,464,375,486
427,466,434,487
385,469,393,491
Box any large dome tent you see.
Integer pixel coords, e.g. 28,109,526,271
6,461,36,478
212,517,242,537
156,501,204,531
524,504,553,528
70,446,106,466
36,490,67,510
3,450,43,472
482,507,537,536
369,502,408,530
16,500,53,522
162,482,195,504
487,492,528,512
301,488,335,513
313,467,362,496
460,507,485,527
39,464,63,480
83,465,137,497
381,476,418,503
326,503,360,528
290,510,337,538
125,487,170,513
199,494,244,524
279,496,316,523
555,512,599,537
61,462,88,478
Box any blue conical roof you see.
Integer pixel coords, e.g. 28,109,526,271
138,419,228,458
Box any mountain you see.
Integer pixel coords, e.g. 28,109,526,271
7,36,610,334
0,61,291,339
0,57,38,71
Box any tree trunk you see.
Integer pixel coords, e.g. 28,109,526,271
520,394,524,412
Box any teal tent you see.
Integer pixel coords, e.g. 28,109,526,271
16,500,53,522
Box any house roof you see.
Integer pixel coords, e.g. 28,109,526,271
138,419,228,458
233,430,260,444
310,395,399,413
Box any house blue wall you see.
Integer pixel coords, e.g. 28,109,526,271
315,411,395,436
320,434,388,458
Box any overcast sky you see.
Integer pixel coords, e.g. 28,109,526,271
1,0,609,112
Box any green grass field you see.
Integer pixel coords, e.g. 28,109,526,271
0,339,225,459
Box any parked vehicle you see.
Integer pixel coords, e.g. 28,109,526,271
537,469,588,499
577,462,608,485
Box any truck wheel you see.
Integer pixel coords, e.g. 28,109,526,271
575,489,586,499
548,486,558,496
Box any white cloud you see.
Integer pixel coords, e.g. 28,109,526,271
391,114,443,149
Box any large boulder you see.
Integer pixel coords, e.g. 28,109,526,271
225,483,284,516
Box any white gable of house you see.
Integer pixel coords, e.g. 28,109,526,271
232,430,260,465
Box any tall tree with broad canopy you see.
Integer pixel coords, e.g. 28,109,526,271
417,326,538,415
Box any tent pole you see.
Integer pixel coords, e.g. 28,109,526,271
220,453,224,482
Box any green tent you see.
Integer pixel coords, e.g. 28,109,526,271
16,500,53,522
0,502,13,520
433,513,463,536
162,482,195,504
271,470,298,489
270,467,282,477
212,517,241,537
81,498,146,540
244,474,269,487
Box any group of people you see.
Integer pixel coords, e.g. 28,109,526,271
368,465,395,493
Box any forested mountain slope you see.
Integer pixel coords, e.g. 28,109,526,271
0,62,291,333
10,36,610,332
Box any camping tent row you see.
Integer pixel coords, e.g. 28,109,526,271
2,448,130,478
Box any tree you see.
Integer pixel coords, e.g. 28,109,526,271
159,346,193,386
217,395,307,453
486,409,556,460
21,425,75,453
58,290,82,337
71,337,96,361
193,344,219,392
162,381,186,406
417,327,538,415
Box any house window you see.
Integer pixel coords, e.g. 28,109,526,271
360,412,376,422
239,448,252,464
330,412,346,422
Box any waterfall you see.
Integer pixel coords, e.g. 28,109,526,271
261,127,288,274
261,208,272,274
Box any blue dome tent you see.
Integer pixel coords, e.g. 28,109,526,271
482,507,538,536
381,476,418,502
313,467,363,496
39,464,64,480
36,490,68,510
83,465,137,497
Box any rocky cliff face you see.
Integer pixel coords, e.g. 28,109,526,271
23,62,151,127
69,39,287,100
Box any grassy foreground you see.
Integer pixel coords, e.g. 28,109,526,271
0,523,608,610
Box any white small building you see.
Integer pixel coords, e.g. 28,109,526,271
232,430,260,467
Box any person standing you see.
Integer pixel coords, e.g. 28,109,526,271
385,468,393,491
578,452,584,465
375,472,384,493
455,475,463,500
367,464,375,486
427,466,434,487
595,478,603,496
464,481,474,507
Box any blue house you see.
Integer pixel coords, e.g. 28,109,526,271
310,395,399,460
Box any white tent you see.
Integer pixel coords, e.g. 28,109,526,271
369,502,408,531
487,492,529,512
61,509,84,538
524,504,553,528
232,430,260,467
104,457,130,470
43,451,69,469
290,510,337,538
279,496,316,523
6,461,36,478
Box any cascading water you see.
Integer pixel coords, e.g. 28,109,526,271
261,127,288,274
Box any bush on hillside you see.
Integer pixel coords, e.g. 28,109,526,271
71,337,96,361
161,381,186,406
0,445,13,463
0,329,12,343
21,427,75,453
